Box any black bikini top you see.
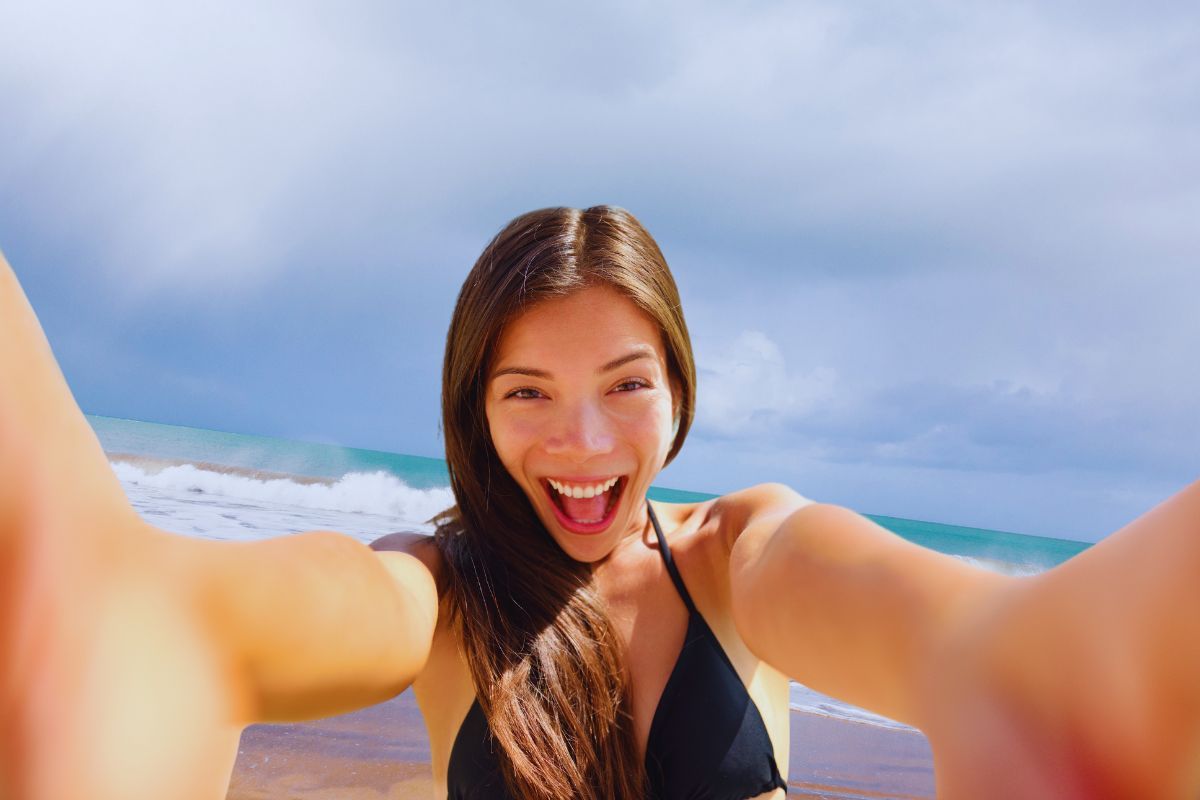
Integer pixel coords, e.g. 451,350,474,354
446,503,787,799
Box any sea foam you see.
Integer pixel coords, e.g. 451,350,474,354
111,458,454,522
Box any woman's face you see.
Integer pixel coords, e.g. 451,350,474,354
485,285,678,563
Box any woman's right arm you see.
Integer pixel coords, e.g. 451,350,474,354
194,529,438,722
1,250,438,798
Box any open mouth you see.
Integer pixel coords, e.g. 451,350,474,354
543,475,627,535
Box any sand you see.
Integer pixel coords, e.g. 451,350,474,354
226,690,934,799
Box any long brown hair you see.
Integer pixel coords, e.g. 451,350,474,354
434,206,696,799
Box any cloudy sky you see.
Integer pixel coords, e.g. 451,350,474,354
3,1,1197,541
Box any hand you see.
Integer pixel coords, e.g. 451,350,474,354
921,493,1200,800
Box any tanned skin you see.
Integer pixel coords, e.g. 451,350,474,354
0,253,437,800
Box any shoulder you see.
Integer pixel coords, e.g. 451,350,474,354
369,531,446,593
705,483,819,552
370,530,440,559
723,482,814,512
652,483,819,566
654,484,818,595
657,483,812,533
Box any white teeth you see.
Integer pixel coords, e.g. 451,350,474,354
549,477,619,497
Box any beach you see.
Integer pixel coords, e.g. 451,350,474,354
227,689,935,799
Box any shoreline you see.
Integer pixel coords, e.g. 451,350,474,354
227,690,934,799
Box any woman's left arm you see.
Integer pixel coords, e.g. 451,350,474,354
727,481,1200,797
924,478,1200,797
725,484,1012,730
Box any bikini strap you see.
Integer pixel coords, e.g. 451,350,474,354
647,502,697,615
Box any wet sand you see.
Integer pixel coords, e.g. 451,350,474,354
227,690,934,799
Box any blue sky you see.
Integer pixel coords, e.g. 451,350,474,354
3,1,1197,541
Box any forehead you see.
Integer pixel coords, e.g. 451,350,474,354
493,285,665,366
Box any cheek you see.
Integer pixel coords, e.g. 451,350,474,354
617,397,675,450
486,412,539,470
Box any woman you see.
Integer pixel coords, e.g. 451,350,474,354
1,207,1198,799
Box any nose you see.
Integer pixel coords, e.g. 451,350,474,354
543,398,615,462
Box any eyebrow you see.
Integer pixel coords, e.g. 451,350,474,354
491,345,658,381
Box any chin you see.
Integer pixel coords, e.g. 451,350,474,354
553,536,618,564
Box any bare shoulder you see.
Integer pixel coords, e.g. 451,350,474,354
657,483,821,601
370,532,446,592
704,482,820,551
370,530,440,560
724,482,815,513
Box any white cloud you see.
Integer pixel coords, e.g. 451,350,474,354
694,330,837,437
5,0,1196,297
2,1,413,293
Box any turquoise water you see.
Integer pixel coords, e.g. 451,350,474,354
90,414,453,488
88,414,1089,573
867,514,1088,572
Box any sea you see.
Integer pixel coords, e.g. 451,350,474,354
90,414,1091,733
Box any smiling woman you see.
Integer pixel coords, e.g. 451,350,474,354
430,208,718,798
3,208,1200,800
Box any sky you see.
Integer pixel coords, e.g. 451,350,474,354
2,1,1197,542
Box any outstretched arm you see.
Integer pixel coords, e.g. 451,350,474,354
728,480,1200,797
0,251,438,799
0,249,141,534
726,485,1011,729
927,478,1200,798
